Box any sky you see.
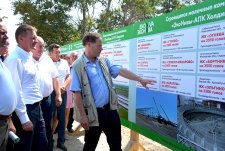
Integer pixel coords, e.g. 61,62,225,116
0,0,19,53
136,88,177,123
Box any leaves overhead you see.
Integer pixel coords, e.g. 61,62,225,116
0,8,8,21
96,0,186,33
12,0,79,46
12,0,202,44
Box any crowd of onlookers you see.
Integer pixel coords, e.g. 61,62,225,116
0,21,155,151
0,22,77,151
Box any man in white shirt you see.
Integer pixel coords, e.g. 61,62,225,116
31,36,62,151
48,44,71,151
0,21,17,151
4,24,47,151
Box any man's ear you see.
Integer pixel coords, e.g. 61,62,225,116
17,34,24,43
87,42,91,47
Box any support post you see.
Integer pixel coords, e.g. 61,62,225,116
124,130,145,151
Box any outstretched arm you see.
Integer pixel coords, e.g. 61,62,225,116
119,68,156,89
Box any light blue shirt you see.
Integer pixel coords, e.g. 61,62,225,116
70,55,122,107
0,60,17,115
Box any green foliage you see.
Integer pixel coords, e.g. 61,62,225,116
0,8,7,21
96,0,186,33
118,107,128,120
159,0,186,14
12,0,201,44
96,8,123,33
72,0,99,36
12,0,80,46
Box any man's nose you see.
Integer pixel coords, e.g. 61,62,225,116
3,34,8,39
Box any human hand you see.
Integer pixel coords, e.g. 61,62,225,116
139,78,156,89
8,118,16,133
80,115,89,131
55,95,62,107
60,86,66,94
22,121,33,131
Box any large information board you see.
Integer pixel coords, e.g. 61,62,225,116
62,1,225,150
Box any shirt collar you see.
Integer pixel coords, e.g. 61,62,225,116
83,53,98,64
83,54,90,64
0,55,4,62
16,46,32,59
32,57,38,63
39,53,47,62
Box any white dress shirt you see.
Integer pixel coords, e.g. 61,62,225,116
54,59,70,86
33,53,59,97
4,46,43,124
0,60,17,115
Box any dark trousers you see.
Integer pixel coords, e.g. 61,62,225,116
67,108,74,130
11,102,47,151
0,119,8,151
41,96,53,151
83,109,122,151
51,91,67,145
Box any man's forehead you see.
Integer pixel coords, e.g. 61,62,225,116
0,24,7,31
37,36,44,43
37,39,44,45
96,38,102,44
37,41,44,46
53,47,60,51
26,29,36,35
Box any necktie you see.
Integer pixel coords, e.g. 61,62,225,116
0,55,4,62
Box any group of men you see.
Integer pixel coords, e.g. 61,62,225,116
0,22,75,151
0,21,155,151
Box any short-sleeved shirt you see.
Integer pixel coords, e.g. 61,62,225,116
54,59,70,86
70,55,122,107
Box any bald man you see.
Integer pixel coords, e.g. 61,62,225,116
31,36,62,151
0,21,17,151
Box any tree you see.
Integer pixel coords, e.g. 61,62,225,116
96,0,187,33
96,0,163,33
12,0,201,45
12,0,79,46
96,8,123,33
70,0,99,36
157,0,186,14
0,8,7,21
182,0,204,5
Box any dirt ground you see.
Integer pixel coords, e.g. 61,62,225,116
53,122,171,151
